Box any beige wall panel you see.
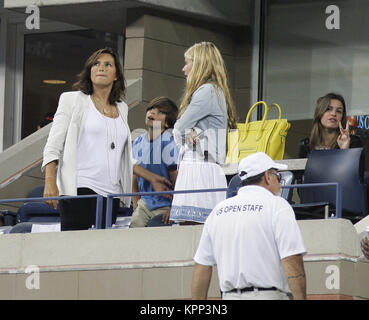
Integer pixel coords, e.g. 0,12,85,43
182,266,194,298
186,25,235,57
0,235,23,269
0,273,16,299
355,260,369,298
143,14,189,47
305,261,356,297
298,219,361,256
78,269,143,300
128,103,148,131
143,38,186,77
14,271,78,300
19,227,199,267
126,11,145,39
124,38,144,70
142,70,185,105
339,261,356,297
124,69,143,81
142,267,183,299
128,12,235,57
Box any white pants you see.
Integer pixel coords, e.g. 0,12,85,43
222,289,292,300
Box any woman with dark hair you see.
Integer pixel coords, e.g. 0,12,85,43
298,92,362,158
42,48,171,231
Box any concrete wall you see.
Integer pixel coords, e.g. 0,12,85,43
124,9,253,130
0,218,368,299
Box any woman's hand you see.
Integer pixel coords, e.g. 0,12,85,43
186,129,200,147
44,177,59,209
337,121,350,149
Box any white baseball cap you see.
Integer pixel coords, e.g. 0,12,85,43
238,152,288,181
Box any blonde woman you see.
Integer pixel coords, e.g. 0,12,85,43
298,93,362,158
168,42,237,224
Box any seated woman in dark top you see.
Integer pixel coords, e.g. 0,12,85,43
298,92,362,158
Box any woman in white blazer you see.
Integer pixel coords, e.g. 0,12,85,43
42,48,172,231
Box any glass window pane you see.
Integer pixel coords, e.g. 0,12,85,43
22,30,118,138
263,0,369,121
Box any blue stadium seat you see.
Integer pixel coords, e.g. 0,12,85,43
226,174,241,199
280,170,295,203
226,171,294,202
294,148,368,222
17,185,60,223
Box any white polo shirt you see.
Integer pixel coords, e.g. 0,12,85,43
194,185,306,293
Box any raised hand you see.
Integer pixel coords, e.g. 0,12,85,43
337,121,350,149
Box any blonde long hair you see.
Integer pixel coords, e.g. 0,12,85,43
310,93,347,150
178,42,237,129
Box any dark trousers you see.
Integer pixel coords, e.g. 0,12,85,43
59,188,119,231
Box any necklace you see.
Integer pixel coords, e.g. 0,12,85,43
91,94,117,118
91,95,117,149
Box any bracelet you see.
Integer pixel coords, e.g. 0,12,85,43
45,176,56,179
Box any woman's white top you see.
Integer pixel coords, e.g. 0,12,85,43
77,98,127,196
42,91,135,207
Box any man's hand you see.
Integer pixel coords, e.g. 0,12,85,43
192,263,212,300
282,254,306,300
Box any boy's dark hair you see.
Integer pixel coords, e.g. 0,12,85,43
146,96,178,129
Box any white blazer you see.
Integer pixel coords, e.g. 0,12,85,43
42,91,134,207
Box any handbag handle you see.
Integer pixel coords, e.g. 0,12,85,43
244,101,268,126
267,103,282,119
242,101,269,141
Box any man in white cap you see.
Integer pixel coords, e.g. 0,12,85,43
192,152,307,300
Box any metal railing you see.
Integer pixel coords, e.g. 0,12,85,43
0,182,342,230
0,194,104,228
105,188,228,229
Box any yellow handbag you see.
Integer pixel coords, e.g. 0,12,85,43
225,101,291,163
